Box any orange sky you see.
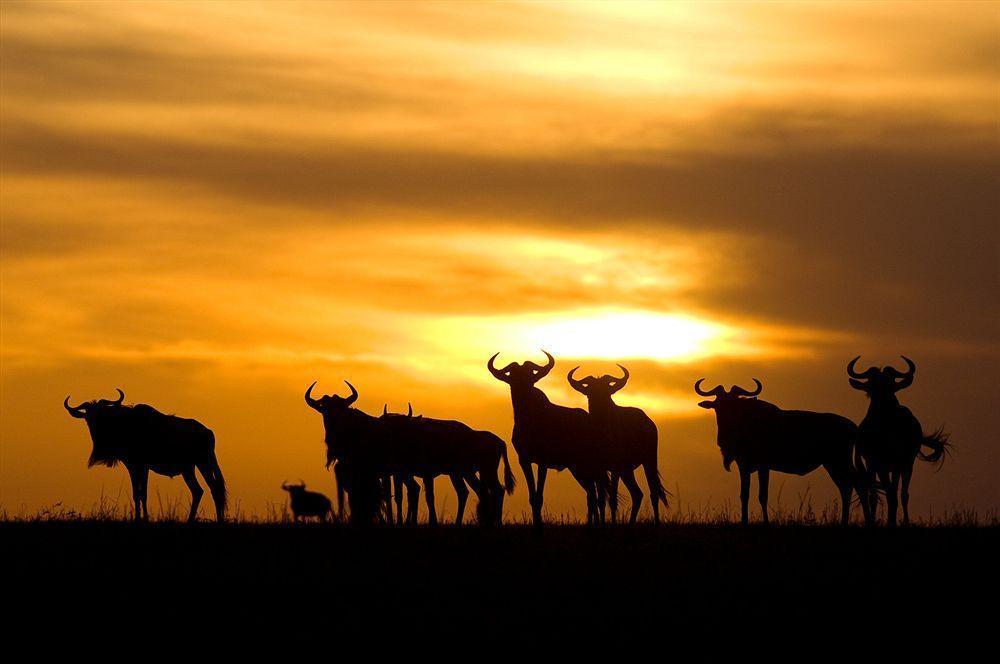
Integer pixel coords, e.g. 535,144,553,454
2,1,997,520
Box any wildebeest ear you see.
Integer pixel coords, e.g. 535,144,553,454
848,378,869,392
698,400,715,409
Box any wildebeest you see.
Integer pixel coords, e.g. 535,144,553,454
304,380,386,524
305,382,513,525
489,350,608,525
847,356,950,526
64,389,226,522
281,480,333,522
568,364,667,524
695,379,866,525
378,404,516,525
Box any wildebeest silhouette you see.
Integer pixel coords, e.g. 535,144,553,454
848,356,950,526
489,350,608,525
306,382,513,525
378,404,516,525
304,380,386,524
64,389,226,522
695,379,867,525
568,364,667,523
281,480,333,522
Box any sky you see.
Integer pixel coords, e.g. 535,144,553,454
2,0,997,520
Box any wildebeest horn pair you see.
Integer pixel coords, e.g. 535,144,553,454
566,365,629,394
63,388,125,417
382,403,413,417
847,355,915,389
304,380,358,410
487,350,555,382
693,379,762,398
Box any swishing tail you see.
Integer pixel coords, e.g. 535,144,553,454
500,442,516,495
919,427,951,466
644,464,669,508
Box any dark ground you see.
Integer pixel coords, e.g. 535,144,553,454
3,521,996,650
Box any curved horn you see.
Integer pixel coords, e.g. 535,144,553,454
567,366,587,393
847,356,877,379
537,350,555,377
487,353,508,381
609,364,630,393
407,403,413,417
110,388,125,406
64,396,87,418
343,380,358,406
729,379,763,398
891,355,916,390
694,379,725,397
305,381,321,410
383,403,388,416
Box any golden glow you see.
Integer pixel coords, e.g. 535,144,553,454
1,1,993,518
424,309,730,364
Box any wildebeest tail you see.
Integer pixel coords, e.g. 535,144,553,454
644,464,670,508
654,470,670,508
499,441,516,494
919,427,951,466
201,433,227,513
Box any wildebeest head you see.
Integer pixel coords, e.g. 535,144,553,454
567,364,629,398
847,356,915,399
695,379,765,470
379,402,421,433
281,480,309,495
488,350,555,388
305,380,359,414
63,388,125,421
281,480,306,495
305,380,365,466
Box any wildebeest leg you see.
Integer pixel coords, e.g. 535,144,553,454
758,467,770,525
381,475,393,525
877,470,896,527
127,466,147,522
334,463,346,518
181,468,203,523
405,478,420,525
196,458,226,522
585,483,598,525
620,471,643,525
641,464,663,524
609,473,620,524
885,471,901,527
451,474,469,525
424,476,438,526
738,466,751,525
535,465,548,524
520,460,539,525
900,466,913,526
824,462,854,526
393,474,405,525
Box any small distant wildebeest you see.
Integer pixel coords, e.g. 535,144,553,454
848,356,950,526
695,379,867,525
568,364,667,524
281,481,333,522
64,389,226,522
489,350,608,525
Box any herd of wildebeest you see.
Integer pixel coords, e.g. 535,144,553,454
63,351,950,527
